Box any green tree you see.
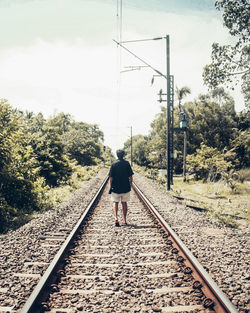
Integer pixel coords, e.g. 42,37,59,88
203,0,250,108
186,143,235,181
47,112,73,135
215,0,249,41
102,146,115,166
210,87,236,116
63,128,102,166
26,113,73,187
0,102,108,232
123,134,150,167
146,91,239,175
0,100,47,232
231,129,250,168
185,94,237,153
149,106,167,168
71,121,104,143
62,121,104,166
0,100,15,172
175,86,191,111
236,110,250,131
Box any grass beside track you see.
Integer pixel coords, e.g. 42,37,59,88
170,177,250,230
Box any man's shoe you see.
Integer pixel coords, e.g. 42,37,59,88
115,220,120,227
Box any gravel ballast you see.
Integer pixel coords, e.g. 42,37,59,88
134,173,249,313
0,170,249,312
0,170,108,311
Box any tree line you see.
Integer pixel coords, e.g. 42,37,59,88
124,0,249,181
0,99,113,232
124,88,249,178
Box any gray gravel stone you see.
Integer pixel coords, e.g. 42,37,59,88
134,173,249,313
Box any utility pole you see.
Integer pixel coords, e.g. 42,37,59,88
183,130,187,181
113,35,173,190
170,75,174,185
130,126,133,167
166,35,171,191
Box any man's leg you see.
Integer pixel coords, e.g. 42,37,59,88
113,202,120,226
121,201,128,225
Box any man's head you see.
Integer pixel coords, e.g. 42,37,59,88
116,149,125,160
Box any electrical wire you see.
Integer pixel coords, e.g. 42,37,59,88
115,0,123,149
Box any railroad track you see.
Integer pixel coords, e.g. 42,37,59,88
18,177,237,313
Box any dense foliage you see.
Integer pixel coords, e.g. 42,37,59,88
0,100,111,233
123,89,249,179
186,143,235,181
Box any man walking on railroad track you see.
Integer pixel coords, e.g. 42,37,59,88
109,149,134,227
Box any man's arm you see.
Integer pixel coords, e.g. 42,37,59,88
129,175,133,186
108,176,113,194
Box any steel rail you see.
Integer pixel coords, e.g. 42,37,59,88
21,176,109,313
132,182,238,313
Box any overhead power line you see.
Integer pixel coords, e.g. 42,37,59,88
113,39,166,79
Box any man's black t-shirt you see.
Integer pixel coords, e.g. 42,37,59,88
109,159,134,194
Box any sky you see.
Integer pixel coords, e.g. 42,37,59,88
0,0,244,153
